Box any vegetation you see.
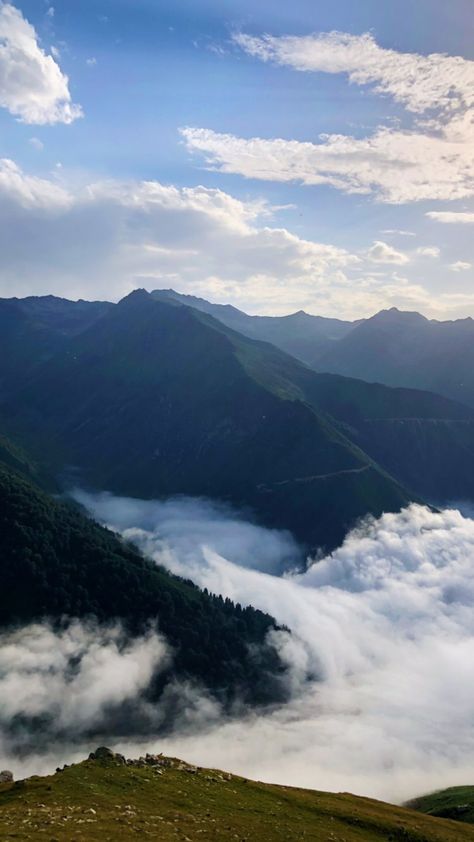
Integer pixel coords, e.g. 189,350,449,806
2,290,412,552
0,464,288,709
4,290,474,547
315,306,474,409
408,786,474,825
0,751,472,841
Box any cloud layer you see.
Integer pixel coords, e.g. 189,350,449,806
74,494,474,803
1,156,473,318
0,3,82,124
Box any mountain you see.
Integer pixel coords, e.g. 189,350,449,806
152,288,358,368
0,295,111,395
0,750,472,842
0,458,288,714
316,307,474,408
4,290,474,549
230,336,474,504
2,290,413,553
153,292,474,413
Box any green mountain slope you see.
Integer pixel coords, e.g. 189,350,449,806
316,307,474,409
231,335,474,503
408,786,474,825
0,462,288,711
152,287,358,367
0,750,472,842
0,296,110,392
4,290,411,552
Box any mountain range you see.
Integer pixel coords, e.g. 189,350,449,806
155,289,474,409
2,290,474,554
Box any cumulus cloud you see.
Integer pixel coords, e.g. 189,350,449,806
0,2,82,124
0,156,472,318
70,493,474,803
367,240,409,264
427,211,474,224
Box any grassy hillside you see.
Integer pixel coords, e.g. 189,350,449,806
0,750,472,841
226,326,474,503
0,462,288,711
152,287,357,366
408,786,474,825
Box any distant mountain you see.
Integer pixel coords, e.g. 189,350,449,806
152,292,474,411
0,457,287,712
2,290,412,553
316,307,474,408
152,288,358,368
3,290,474,551
0,295,111,394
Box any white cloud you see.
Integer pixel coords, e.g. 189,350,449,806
450,260,472,272
86,56,97,67
0,621,169,737
0,2,82,124
1,157,473,319
367,240,409,264
183,32,474,205
182,116,474,204
74,493,474,803
427,211,474,224
416,246,440,258
234,31,474,115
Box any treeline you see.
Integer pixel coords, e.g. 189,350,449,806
0,465,288,708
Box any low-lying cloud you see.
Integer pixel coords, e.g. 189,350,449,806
4,493,474,805
76,494,474,803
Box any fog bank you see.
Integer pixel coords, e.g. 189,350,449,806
4,491,474,803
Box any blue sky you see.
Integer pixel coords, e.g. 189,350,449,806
0,0,473,317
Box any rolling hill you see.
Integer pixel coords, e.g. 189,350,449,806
0,749,472,842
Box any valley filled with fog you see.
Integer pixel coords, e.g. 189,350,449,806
2,490,474,804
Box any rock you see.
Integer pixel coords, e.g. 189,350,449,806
0,770,13,783
89,746,126,765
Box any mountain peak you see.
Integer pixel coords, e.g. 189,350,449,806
371,307,428,326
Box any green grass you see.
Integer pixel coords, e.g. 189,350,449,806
0,753,473,841
408,786,474,825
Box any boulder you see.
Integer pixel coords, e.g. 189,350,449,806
0,770,13,783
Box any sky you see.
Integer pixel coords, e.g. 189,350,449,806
0,0,473,318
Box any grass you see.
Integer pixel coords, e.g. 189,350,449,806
408,786,474,825
0,752,473,841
